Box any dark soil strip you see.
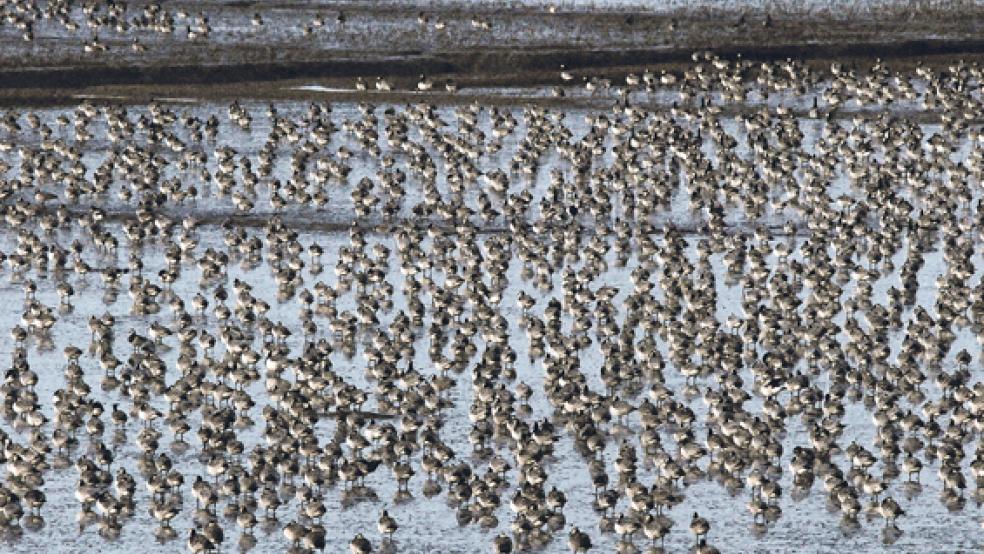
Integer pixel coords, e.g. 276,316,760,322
4,38,984,92
28,201,815,238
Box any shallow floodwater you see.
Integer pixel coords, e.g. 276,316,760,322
0,78,980,554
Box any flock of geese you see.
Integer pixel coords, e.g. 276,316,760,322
0,0,506,55
0,46,981,553
0,0,350,46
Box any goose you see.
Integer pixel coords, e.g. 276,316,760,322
350,533,372,554
568,526,591,552
377,510,397,539
493,533,513,553
690,512,710,544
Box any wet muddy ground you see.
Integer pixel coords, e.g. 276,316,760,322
0,91,978,552
1,2,983,554
0,0,983,106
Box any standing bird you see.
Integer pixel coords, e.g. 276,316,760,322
493,533,512,553
568,527,591,552
378,510,397,540
880,497,905,526
350,533,372,554
690,512,710,545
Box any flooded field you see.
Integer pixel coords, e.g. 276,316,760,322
0,51,981,554
1,1,984,554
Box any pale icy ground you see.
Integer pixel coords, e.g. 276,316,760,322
0,94,979,554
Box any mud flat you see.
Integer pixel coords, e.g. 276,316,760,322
0,1,982,105
0,93,981,554
0,3,981,554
